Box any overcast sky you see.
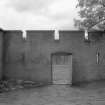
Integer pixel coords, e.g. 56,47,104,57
0,0,79,30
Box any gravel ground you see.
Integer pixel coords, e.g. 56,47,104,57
0,81,105,105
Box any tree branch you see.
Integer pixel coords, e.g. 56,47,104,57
88,18,105,30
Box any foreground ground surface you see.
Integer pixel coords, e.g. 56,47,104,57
0,81,105,105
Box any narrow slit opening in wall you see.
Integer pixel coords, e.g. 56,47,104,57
54,29,59,40
22,30,27,40
84,29,88,40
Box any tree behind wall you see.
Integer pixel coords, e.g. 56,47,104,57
74,0,105,30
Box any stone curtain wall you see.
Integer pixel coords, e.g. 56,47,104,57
3,31,26,80
60,31,105,83
2,30,105,84
0,30,3,79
